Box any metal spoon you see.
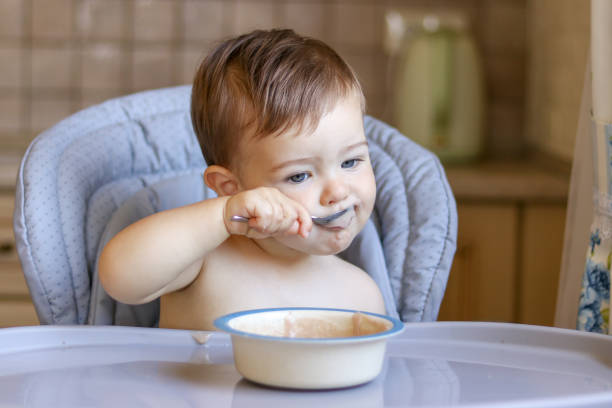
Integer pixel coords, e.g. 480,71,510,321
231,208,348,226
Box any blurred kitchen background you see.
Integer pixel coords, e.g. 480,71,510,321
0,0,590,328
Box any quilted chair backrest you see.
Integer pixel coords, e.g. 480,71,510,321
13,85,457,325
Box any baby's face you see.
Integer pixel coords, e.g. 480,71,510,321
234,94,376,255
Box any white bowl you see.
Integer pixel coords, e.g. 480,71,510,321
213,307,404,389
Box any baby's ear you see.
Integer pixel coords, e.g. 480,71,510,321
204,165,241,196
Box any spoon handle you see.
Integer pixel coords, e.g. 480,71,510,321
230,215,250,223
230,208,347,226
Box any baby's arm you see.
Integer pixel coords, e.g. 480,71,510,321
99,196,231,305
99,187,312,305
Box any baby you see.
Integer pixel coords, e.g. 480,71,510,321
99,29,385,330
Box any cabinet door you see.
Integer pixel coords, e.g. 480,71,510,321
438,204,518,322
519,204,566,326
0,194,38,327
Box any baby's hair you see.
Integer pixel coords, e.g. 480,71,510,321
191,28,365,168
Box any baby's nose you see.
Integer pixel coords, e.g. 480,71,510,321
320,178,349,206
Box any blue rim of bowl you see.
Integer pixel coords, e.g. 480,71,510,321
213,307,405,343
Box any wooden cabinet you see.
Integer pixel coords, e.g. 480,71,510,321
0,193,38,327
439,204,518,322
439,162,569,326
518,204,567,325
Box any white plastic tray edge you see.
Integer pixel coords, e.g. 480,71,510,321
0,325,227,355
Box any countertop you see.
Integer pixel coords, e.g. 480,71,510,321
445,159,570,202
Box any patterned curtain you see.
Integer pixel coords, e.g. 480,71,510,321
577,0,612,334
578,121,611,333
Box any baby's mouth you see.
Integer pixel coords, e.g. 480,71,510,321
311,209,348,226
316,208,353,230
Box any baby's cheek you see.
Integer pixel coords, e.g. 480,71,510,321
366,180,377,212
357,172,376,215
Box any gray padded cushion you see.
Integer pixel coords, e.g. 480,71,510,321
364,121,457,321
14,86,203,324
13,85,457,325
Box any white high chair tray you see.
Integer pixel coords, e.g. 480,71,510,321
0,322,610,407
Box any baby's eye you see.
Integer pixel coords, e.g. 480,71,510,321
288,172,309,183
341,158,362,169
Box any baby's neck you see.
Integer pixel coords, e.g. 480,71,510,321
254,237,311,260
229,235,314,262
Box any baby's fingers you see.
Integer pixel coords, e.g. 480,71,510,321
295,205,312,238
284,220,300,236
244,219,270,239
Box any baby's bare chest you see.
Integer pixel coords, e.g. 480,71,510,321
199,248,371,307
199,252,339,297
160,246,374,330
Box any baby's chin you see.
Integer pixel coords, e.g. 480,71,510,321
281,228,357,256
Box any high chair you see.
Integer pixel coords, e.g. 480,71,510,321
13,85,457,326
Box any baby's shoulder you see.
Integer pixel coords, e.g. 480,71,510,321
320,256,376,288
328,254,367,274
327,256,385,313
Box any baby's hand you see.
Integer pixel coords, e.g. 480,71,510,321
224,187,312,239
